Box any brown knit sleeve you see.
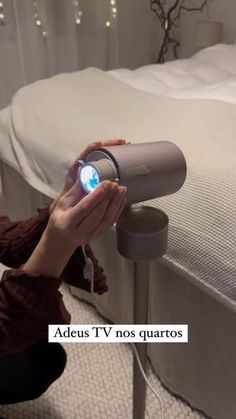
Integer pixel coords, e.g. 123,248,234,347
0,206,50,269
0,269,71,356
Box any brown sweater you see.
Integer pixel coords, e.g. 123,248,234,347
0,207,91,357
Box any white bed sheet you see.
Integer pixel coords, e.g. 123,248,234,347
109,44,236,104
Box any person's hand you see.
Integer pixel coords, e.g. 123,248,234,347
48,179,127,247
24,180,127,278
49,139,127,214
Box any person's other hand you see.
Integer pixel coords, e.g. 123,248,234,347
24,180,127,278
47,179,127,250
49,139,127,214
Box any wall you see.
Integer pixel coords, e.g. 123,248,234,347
0,0,121,108
120,0,236,65
117,0,155,68
179,0,236,58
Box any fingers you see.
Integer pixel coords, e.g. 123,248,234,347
78,142,102,161
59,181,85,209
86,185,127,241
67,160,82,184
63,160,80,192
100,139,127,147
75,185,118,235
51,179,127,251
68,181,115,225
101,185,127,227
112,193,127,221
76,139,128,163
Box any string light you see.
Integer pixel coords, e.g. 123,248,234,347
72,0,83,25
1,1,118,33
106,0,118,28
0,1,5,26
33,0,48,38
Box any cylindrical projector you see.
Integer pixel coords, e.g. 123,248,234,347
79,141,187,205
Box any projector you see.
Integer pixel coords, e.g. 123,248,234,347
79,141,186,205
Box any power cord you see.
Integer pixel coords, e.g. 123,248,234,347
132,343,164,419
82,245,95,294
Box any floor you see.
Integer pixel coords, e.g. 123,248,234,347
0,282,207,419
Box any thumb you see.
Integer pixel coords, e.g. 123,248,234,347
63,160,80,192
60,180,86,209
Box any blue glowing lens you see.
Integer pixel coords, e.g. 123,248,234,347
80,165,100,193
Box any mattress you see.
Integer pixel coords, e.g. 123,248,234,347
109,43,236,103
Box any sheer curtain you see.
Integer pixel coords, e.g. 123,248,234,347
0,0,120,109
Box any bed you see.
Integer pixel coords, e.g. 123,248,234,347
0,44,235,419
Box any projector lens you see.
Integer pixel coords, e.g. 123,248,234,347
80,164,100,193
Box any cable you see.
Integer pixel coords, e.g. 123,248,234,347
90,265,94,295
82,244,95,295
132,343,164,419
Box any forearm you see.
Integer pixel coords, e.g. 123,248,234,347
0,206,52,268
0,268,70,356
23,229,76,278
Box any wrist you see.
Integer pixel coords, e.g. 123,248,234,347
49,199,57,215
24,229,76,278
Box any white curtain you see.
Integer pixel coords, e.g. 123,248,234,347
0,0,120,109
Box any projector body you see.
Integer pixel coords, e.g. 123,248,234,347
79,141,187,205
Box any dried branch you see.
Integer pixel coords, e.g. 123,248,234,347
181,0,207,13
149,0,166,26
149,0,208,63
174,0,208,22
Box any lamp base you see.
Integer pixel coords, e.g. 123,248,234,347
116,205,169,419
116,206,169,261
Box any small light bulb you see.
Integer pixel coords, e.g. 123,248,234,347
0,13,4,20
0,2,3,8
36,19,42,26
76,17,81,24
106,20,111,27
111,0,116,5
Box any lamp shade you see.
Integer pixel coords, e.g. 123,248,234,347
195,21,223,48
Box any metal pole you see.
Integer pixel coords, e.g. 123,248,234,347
116,206,169,419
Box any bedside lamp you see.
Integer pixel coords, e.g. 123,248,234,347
195,21,223,50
